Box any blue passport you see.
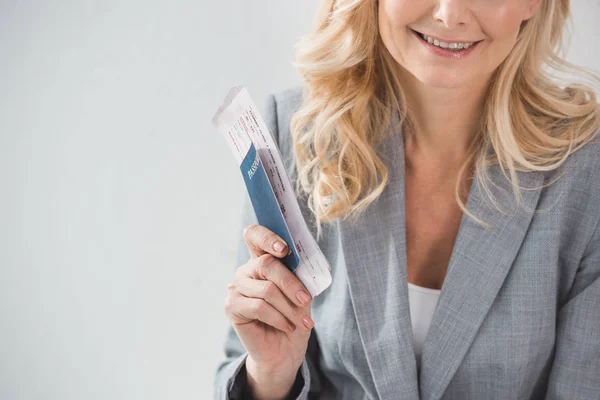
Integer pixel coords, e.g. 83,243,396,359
241,144,300,272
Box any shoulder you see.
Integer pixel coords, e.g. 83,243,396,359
262,86,317,229
269,86,305,117
263,86,304,138
551,132,600,193
554,133,600,299
540,131,600,248
262,86,305,162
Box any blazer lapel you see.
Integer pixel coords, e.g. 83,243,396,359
338,121,420,400
419,160,545,400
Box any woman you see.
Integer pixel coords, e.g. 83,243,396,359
215,0,600,399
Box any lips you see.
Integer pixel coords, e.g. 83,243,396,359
411,29,482,47
410,28,482,59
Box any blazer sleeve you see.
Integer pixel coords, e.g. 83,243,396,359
545,215,600,399
213,93,322,399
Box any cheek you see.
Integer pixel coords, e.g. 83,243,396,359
480,6,524,46
377,0,421,61
379,0,418,24
378,0,422,36
477,8,525,65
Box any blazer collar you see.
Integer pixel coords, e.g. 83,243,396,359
338,121,544,400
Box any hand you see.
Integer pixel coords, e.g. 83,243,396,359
224,224,314,400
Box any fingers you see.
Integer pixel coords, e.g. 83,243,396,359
243,224,291,259
235,278,311,331
238,254,313,308
227,240,315,335
226,293,295,333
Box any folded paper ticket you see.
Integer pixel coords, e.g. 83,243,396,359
212,86,332,297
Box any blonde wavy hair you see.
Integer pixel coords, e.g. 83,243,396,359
290,0,600,238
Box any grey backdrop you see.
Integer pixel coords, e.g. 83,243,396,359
0,1,598,399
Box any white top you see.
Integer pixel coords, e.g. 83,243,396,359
407,282,441,371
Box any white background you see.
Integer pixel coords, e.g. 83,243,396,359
0,1,598,399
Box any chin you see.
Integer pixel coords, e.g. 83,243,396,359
412,70,469,89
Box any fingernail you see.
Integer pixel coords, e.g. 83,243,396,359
302,316,314,330
296,291,311,306
288,323,296,332
273,241,286,253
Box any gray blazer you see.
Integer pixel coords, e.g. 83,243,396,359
214,87,600,399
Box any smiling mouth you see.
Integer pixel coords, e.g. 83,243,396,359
411,29,483,51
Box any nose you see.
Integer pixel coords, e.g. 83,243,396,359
433,0,471,29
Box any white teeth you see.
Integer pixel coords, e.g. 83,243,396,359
420,33,475,51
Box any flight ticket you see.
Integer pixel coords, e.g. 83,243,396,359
212,86,332,297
